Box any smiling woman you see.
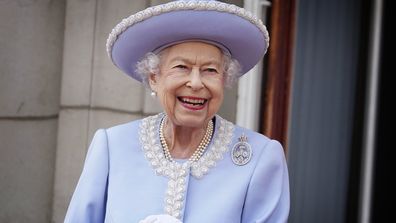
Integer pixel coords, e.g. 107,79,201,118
64,1,290,223
151,42,225,127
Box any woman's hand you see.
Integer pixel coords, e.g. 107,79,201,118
138,214,182,223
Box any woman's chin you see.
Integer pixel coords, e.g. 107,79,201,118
170,113,210,128
166,101,217,128
177,116,207,128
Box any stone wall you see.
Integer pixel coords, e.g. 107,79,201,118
0,0,66,222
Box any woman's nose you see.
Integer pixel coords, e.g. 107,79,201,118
186,68,204,90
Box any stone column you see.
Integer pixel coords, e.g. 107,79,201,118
51,0,149,222
0,0,65,222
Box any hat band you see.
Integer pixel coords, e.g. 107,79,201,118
153,39,232,56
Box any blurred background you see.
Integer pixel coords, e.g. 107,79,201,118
0,0,389,222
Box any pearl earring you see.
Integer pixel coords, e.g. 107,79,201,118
150,90,157,97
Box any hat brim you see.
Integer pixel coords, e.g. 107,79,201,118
111,9,267,82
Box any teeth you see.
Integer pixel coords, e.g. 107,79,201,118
180,97,205,104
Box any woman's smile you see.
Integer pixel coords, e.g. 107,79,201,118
177,96,208,111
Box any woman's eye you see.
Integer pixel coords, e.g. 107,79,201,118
205,68,218,73
173,65,188,69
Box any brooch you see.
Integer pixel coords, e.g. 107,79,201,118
231,133,252,166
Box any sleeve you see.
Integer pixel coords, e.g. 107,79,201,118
241,139,290,223
64,129,109,223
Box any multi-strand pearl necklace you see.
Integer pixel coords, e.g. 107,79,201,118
159,116,214,162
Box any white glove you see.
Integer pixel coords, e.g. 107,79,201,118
138,214,182,223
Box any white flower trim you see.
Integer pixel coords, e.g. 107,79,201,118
139,113,234,219
106,0,269,60
164,167,188,218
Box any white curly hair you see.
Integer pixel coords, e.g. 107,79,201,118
135,49,241,88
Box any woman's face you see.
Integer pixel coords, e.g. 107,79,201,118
149,41,225,128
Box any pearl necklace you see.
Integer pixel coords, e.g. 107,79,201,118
159,116,214,162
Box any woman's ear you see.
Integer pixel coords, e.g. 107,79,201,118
148,73,158,92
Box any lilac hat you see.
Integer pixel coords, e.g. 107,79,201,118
106,0,269,82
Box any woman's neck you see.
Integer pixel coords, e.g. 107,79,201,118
163,118,209,159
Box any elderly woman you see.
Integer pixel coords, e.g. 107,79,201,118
65,1,290,223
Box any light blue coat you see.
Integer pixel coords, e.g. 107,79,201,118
64,114,290,223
